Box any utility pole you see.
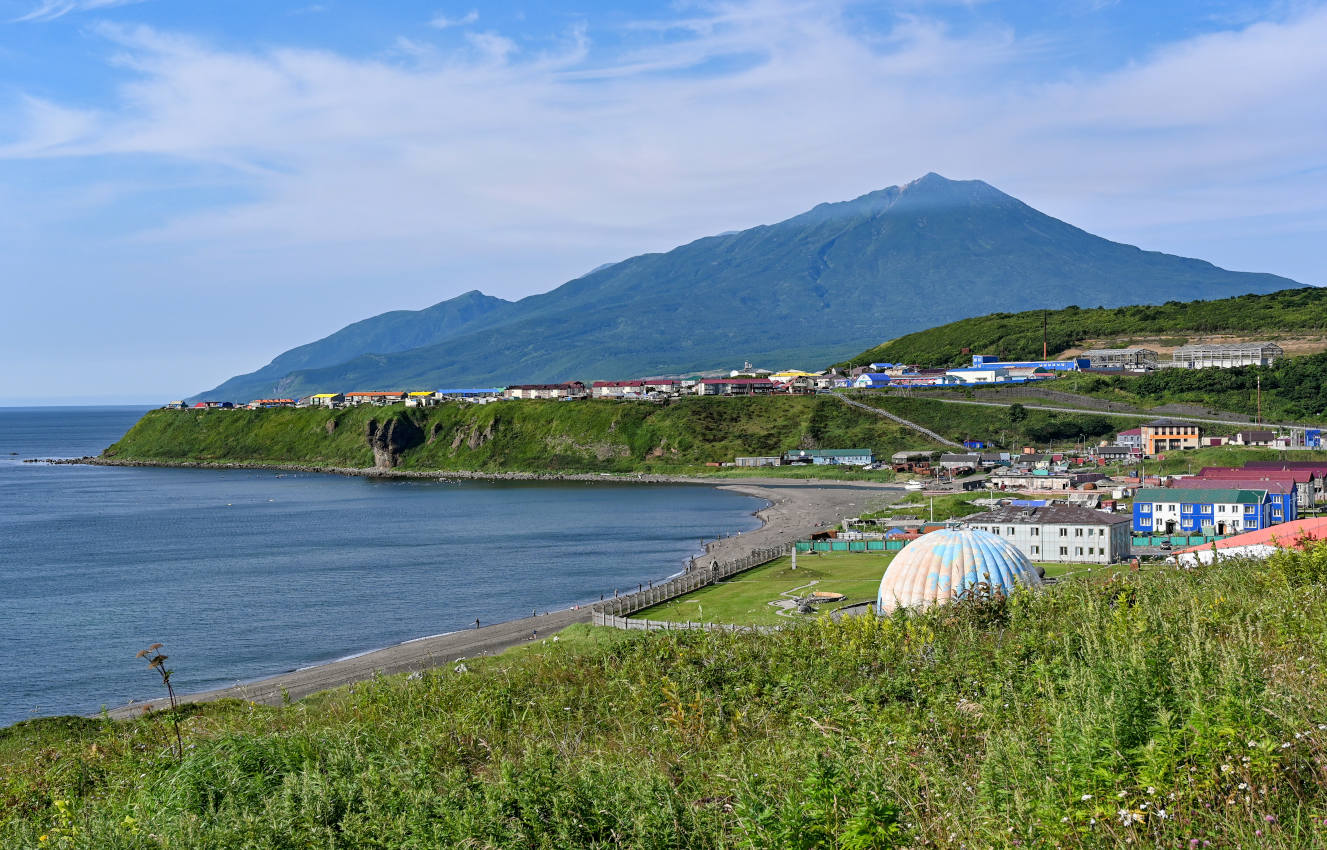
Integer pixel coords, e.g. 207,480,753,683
1257,375,1262,425
1043,310,1048,360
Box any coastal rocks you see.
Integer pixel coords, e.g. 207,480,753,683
365,417,424,469
449,419,498,451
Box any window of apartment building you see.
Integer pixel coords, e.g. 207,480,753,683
1059,547,1068,556
1031,528,1040,536
1074,528,1083,537
1058,528,1067,537
1075,547,1083,556
1032,546,1040,555
1007,527,1015,535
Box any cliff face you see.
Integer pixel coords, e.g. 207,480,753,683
102,397,936,473
366,417,425,468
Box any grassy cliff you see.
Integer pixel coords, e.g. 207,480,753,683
5,550,1327,846
104,397,936,473
841,287,1327,368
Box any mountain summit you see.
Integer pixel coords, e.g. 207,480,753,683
197,174,1302,401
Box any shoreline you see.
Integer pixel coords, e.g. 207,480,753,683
95,466,900,720
37,455,900,487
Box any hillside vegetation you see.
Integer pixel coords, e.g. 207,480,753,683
843,287,1327,368
1060,355,1327,422
5,551,1327,846
197,173,1298,403
105,397,935,473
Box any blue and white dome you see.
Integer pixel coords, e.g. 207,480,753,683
877,527,1041,613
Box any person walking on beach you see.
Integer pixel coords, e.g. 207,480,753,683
474,618,480,629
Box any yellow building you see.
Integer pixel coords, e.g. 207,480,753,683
1140,418,1202,454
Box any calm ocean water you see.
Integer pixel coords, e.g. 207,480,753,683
0,406,763,726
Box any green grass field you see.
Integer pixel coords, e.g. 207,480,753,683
630,552,893,626
7,549,1327,846
630,552,1117,628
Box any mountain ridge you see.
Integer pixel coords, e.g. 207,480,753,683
195,174,1304,401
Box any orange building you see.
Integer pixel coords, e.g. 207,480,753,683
1140,418,1202,455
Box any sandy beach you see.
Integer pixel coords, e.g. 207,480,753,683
106,475,900,719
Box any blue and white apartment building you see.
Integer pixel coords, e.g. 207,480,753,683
1132,487,1282,536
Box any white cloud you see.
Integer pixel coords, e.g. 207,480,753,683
429,9,478,29
2,0,1325,299
15,0,148,23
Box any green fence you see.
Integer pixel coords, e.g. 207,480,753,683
1131,534,1228,547
796,539,904,553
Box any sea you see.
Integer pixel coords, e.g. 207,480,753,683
0,406,764,727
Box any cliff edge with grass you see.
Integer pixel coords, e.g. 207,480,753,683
103,396,937,474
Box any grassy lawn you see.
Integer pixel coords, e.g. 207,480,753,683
631,555,1130,629
630,551,893,626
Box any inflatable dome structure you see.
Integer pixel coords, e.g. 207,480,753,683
877,526,1042,613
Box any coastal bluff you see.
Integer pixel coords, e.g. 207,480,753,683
101,396,934,474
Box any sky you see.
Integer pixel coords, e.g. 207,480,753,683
1,0,1325,404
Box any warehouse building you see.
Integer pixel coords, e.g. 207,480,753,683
1171,342,1284,369
1080,347,1160,369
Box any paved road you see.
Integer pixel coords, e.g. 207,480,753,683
862,393,1314,432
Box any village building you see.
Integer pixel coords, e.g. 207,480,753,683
192,401,233,409
1242,461,1327,503
965,503,1132,564
1171,342,1284,369
693,378,776,396
344,391,407,405
1080,347,1160,370
989,470,1107,491
435,388,504,402
1115,428,1142,449
162,401,188,409
1140,419,1202,454
1093,445,1136,462
1132,487,1276,536
969,354,1088,371
783,449,874,466
300,393,344,408
1172,476,1298,522
504,382,588,400
592,380,648,399
1198,467,1317,509
852,373,891,389
1231,429,1276,446
404,391,439,407
734,456,782,467
246,398,296,409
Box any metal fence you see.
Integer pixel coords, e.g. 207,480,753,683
796,539,907,553
1132,534,1230,547
590,543,792,623
591,612,778,633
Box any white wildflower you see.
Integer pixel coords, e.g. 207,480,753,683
1081,794,1093,801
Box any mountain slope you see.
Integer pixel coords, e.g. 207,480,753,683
197,174,1304,400
199,290,512,402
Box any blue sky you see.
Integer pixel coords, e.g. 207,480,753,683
2,0,1325,403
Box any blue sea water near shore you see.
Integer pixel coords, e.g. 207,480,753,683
0,406,763,727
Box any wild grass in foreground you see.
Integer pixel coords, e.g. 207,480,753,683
5,549,1327,847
